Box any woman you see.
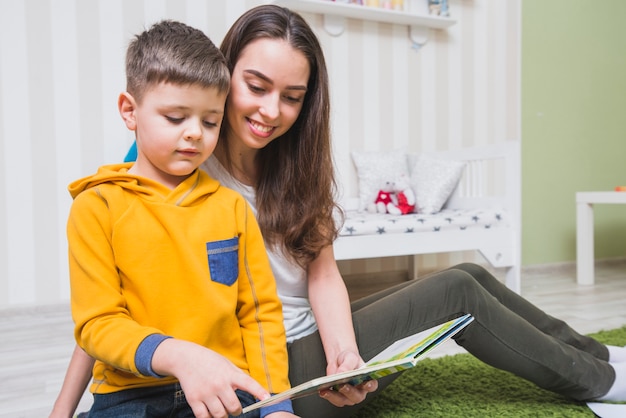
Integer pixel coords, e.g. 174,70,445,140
203,5,626,416
52,5,626,418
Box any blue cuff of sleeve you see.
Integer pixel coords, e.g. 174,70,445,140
260,399,294,417
135,334,172,377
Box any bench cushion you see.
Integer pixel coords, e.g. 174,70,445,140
339,208,509,236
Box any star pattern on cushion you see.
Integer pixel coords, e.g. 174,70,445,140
339,208,509,237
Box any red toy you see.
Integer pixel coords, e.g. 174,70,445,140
368,174,416,215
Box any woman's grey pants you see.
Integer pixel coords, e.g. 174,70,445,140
287,263,614,418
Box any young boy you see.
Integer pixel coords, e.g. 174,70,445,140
65,20,295,418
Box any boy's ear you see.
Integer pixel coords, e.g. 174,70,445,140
118,92,137,131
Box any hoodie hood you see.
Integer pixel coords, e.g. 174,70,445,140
68,163,220,206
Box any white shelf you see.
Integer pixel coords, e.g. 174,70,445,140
249,0,456,46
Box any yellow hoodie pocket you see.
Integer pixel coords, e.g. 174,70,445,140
206,237,239,286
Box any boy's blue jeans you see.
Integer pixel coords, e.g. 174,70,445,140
89,383,259,418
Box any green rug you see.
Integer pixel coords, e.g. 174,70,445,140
350,327,626,417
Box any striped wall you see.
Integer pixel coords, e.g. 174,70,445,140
0,0,520,309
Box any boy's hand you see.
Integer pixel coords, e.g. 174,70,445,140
151,339,270,418
319,349,378,407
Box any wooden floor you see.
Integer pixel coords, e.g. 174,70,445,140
1,260,625,418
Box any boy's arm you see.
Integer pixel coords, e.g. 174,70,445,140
49,345,94,418
68,189,164,373
151,338,273,418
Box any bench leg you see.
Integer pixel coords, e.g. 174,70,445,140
408,255,419,280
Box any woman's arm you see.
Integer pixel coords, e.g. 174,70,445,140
49,345,94,418
306,246,378,406
307,246,358,369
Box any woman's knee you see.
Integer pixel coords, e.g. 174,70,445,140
449,262,487,276
429,267,482,295
449,263,499,288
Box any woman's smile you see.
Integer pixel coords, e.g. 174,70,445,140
247,117,275,137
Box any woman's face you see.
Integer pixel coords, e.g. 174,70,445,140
225,38,310,151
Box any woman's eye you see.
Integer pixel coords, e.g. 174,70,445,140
285,95,304,104
248,84,265,94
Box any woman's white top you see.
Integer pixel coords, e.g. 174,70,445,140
201,155,317,343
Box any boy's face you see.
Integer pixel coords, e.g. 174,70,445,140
119,82,227,188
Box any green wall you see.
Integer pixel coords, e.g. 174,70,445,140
522,0,626,265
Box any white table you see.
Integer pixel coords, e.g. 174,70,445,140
576,191,626,285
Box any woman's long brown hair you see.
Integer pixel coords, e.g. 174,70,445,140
219,5,340,268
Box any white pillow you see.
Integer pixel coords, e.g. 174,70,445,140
410,156,465,214
351,150,409,211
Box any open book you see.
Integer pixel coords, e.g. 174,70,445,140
242,313,474,413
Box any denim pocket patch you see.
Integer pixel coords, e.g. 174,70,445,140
206,237,239,286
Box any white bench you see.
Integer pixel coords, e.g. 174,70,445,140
333,141,522,293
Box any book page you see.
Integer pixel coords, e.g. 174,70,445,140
367,314,473,365
366,325,440,364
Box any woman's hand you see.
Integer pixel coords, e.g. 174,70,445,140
318,350,378,407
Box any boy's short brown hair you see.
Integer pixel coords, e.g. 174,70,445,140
126,20,230,102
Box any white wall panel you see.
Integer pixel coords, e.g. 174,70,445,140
144,0,167,27
186,0,210,36
51,0,81,301
493,0,508,144
391,25,410,151
326,17,352,202
1,0,36,305
362,21,380,151
447,8,463,150
418,31,437,152
99,0,127,164
473,0,489,145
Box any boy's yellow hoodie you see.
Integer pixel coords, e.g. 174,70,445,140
67,163,290,396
